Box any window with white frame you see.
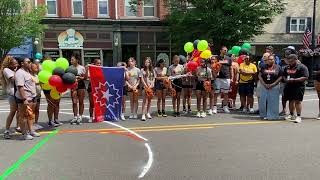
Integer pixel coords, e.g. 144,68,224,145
144,0,154,16
46,0,57,16
72,0,83,16
290,17,307,33
125,0,137,16
98,0,109,16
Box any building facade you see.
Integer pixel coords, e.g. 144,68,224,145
252,0,320,57
36,0,172,67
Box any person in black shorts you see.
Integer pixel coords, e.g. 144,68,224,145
70,53,86,125
154,59,168,117
86,58,102,122
283,54,309,123
168,55,184,117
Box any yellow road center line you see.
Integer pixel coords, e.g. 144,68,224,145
38,121,281,135
98,126,214,134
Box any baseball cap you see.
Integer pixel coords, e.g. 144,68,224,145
285,46,296,51
266,46,274,51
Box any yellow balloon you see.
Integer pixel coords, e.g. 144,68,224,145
41,83,52,90
50,89,61,100
200,50,212,59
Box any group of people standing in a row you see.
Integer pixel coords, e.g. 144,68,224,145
120,45,311,124
0,45,318,140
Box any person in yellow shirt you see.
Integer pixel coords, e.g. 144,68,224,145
238,55,257,113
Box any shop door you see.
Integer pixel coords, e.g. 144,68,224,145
122,45,137,65
62,49,82,63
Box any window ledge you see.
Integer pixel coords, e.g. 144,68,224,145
46,14,58,17
98,15,110,18
289,31,305,34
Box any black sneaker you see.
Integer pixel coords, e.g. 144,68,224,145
4,130,11,139
54,120,63,126
162,111,167,117
177,112,181,117
48,121,59,127
173,112,177,117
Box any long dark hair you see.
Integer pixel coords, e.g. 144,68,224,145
143,57,154,78
156,59,165,67
72,52,81,65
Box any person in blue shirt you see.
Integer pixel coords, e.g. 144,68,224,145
259,46,281,68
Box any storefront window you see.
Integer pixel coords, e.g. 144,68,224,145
43,50,60,60
140,32,154,44
122,32,138,44
103,50,113,67
84,50,101,66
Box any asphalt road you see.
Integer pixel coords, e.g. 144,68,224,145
0,91,320,180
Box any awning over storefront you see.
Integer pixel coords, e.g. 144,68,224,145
7,38,33,58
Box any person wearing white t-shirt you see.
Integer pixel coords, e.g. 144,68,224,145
0,56,19,139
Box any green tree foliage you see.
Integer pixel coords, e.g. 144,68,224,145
166,0,286,52
0,0,46,55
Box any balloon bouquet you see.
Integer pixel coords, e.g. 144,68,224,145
228,43,252,64
38,58,78,100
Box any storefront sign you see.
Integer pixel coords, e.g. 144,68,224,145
58,29,84,49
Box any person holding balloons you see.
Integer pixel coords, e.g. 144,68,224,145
86,58,102,123
140,57,155,121
154,59,168,117
182,55,194,114
15,57,39,140
126,57,141,119
40,56,62,127
30,62,42,129
195,59,212,118
168,55,184,117
70,53,86,125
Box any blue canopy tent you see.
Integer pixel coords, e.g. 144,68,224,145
7,38,33,58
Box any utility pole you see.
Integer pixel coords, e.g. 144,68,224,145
312,0,317,49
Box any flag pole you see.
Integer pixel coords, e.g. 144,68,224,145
311,0,317,86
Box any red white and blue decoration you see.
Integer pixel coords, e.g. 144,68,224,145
89,66,124,122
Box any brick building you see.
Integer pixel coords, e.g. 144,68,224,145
36,0,171,66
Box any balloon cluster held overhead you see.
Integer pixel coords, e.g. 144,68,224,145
38,58,78,100
184,40,252,72
184,39,212,72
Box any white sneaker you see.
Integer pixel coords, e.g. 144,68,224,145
24,133,34,140
70,117,78,125
294,116,302,123
249,108,255,114
223,106,230,113
213,106,217,114
133,114,138,119
30,131,40,137
129,114,134,119
285,115,295,121
88,117,93,123
196,112,201,118
141,114,146,121
201,112,207,118
242,108,248,113
76,116,82,125
207,109,213,116
120,114,126,121
317,114,320,120
146,113,152,119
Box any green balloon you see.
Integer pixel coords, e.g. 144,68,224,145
38,70,52,84
184,42,194,53
232,46,241,56
228,50,234,55
42,60,56,73
242,43,252,50
56,57,70,70
197,40,209,51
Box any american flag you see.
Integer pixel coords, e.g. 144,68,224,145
303,28,312,49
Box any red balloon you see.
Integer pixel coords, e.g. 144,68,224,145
48,75,63,87
66,82,78,89
192,50,201,58
186,61,198,72
56,85,68,93
237,55,245,64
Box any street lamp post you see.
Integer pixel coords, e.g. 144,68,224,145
312,0,317,49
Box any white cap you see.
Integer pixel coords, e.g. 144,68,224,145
286,46,295,50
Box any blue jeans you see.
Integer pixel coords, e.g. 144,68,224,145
259,84,280,120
